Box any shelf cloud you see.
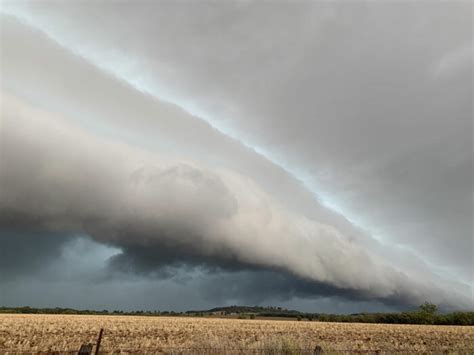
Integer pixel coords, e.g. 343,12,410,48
0,1,472,312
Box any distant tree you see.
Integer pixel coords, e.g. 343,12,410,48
419,302,438,314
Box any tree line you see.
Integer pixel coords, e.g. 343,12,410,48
1,302,472,325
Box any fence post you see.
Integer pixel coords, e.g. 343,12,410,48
94,328,103,355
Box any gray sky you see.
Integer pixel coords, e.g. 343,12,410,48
0,1,472,313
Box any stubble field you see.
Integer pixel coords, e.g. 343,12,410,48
0,314,473,354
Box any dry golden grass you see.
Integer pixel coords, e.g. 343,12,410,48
0,314,473,354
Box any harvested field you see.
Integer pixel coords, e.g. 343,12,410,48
0,314,473,354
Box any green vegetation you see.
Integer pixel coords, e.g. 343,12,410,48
1,302,472,325
0,306,171,317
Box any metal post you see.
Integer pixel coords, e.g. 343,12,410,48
94,328,103,355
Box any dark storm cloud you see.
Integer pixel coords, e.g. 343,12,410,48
0,1,472,312
0,228,402,311
105,249,427,311
0,234,395,313
0,227,73,281
197,270,418,311
106,244,446,310
102,237,451,310
4,0,470,281
107,240,254,277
